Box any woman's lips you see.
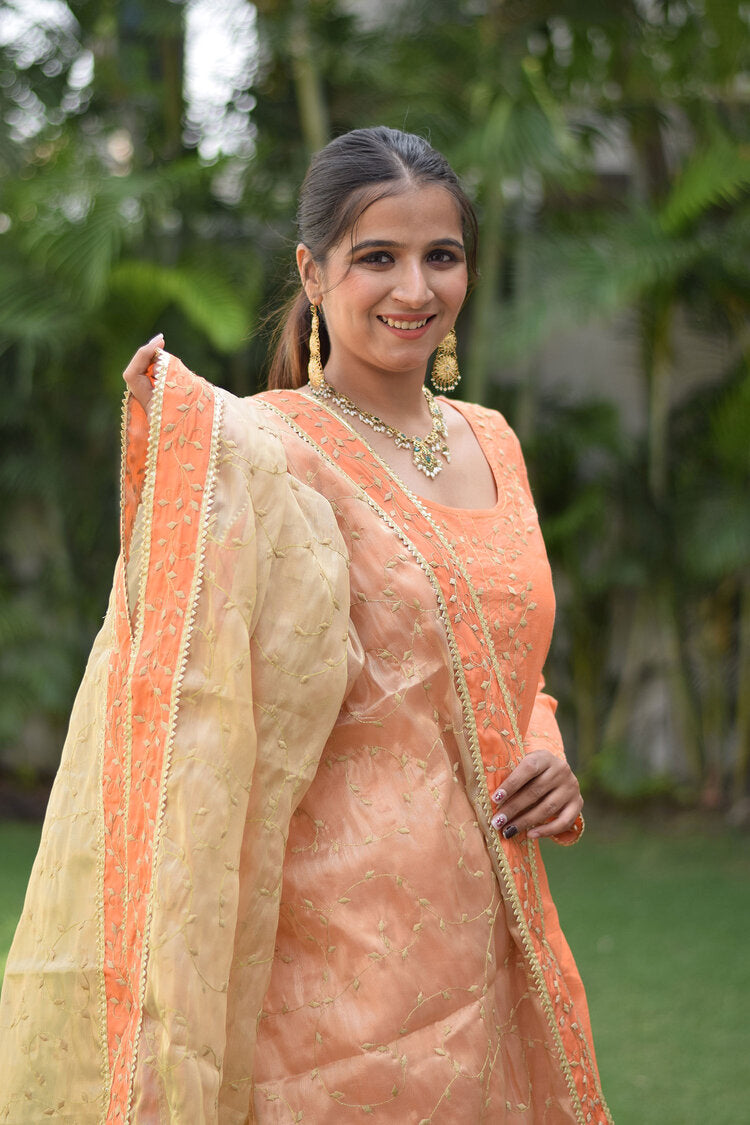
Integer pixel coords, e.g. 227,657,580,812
377,314,436,339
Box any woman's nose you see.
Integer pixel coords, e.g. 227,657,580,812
392,261,433,306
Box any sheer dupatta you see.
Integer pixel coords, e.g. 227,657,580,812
0,355,350,1123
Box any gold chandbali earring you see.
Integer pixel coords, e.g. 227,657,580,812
430,328,460,392
307,303,325,389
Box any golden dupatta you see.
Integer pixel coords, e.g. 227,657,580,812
0,355,350,1122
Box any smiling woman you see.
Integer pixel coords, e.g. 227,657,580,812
0,127,612,1124
299,186,467,383
297,185,478,494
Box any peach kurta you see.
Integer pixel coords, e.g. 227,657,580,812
0,354,611,1124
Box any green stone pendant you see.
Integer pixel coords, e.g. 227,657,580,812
413,441,439,478
311,379,450,478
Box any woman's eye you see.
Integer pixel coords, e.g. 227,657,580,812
360,251,393,265
428,249,459,264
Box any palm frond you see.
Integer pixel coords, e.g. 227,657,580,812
678,490,750,580
461,69,581,185
22,189,124,308
710,371,750,476
107,261,253,352
660,138,750,235
13,159,219,310
494,213,702,361
0,267,84,353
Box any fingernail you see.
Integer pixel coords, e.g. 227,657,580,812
502,825,518,839
491,788,506,804
148,333,164,345
491,812,507,830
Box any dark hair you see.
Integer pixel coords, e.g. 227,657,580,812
267,126,478,389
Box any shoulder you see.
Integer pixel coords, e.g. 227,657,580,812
251,387,339,469
443,397,511,434
215,390,348,557
253,386,327,424
442,398,527,464
221,392,287,466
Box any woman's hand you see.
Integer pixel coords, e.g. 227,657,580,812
489,750,583,840
122,334,164,416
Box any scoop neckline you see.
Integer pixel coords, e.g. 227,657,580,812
415,397,502,517
292,389,503,518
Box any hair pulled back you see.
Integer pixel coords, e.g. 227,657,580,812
267,126,478,390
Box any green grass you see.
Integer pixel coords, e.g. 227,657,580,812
542,810,750,1125
0,821,40,977
1,815,749,1122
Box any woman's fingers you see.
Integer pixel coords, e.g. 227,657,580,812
491,752,568,819
493,793,583,839
123,333,164,415
526,801,582,840
490,750,582,839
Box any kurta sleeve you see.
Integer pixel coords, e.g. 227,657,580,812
526,673,565,761
525,674,584,846
0,353,351,1124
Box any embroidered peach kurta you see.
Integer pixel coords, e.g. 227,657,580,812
0,354,611,1124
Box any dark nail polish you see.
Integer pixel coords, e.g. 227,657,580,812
502,824,518,839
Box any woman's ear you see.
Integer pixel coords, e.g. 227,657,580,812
296,243,323,303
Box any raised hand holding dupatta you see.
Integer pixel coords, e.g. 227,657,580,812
122,332,163,414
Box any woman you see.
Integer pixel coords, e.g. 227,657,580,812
1,128,611,1123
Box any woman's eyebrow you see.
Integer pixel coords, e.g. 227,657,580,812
351,237,466,253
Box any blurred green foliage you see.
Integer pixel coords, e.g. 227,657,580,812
0,0,748,802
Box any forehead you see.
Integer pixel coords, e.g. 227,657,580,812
346,183,464,246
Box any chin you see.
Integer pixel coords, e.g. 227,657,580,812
379,349,433,372
379,361,428,378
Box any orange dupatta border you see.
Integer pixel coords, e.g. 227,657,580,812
100,352,222,1121
258,389,612,1125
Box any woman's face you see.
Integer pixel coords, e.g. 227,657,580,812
298,182,468,389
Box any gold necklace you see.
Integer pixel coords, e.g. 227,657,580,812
310,378,450,478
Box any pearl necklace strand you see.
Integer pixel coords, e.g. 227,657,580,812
310,378,450,478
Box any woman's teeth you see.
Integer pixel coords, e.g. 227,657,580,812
379,316,429,330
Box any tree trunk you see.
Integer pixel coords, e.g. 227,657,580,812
602,586,703,788
660,584,704,788
695,590,732,799
289,2,329,154
465,169,504,406
514,223,540,444
160,25,184,161
734,573,750,798
571,617,600,774
602,590,649,755
642,298,673,506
